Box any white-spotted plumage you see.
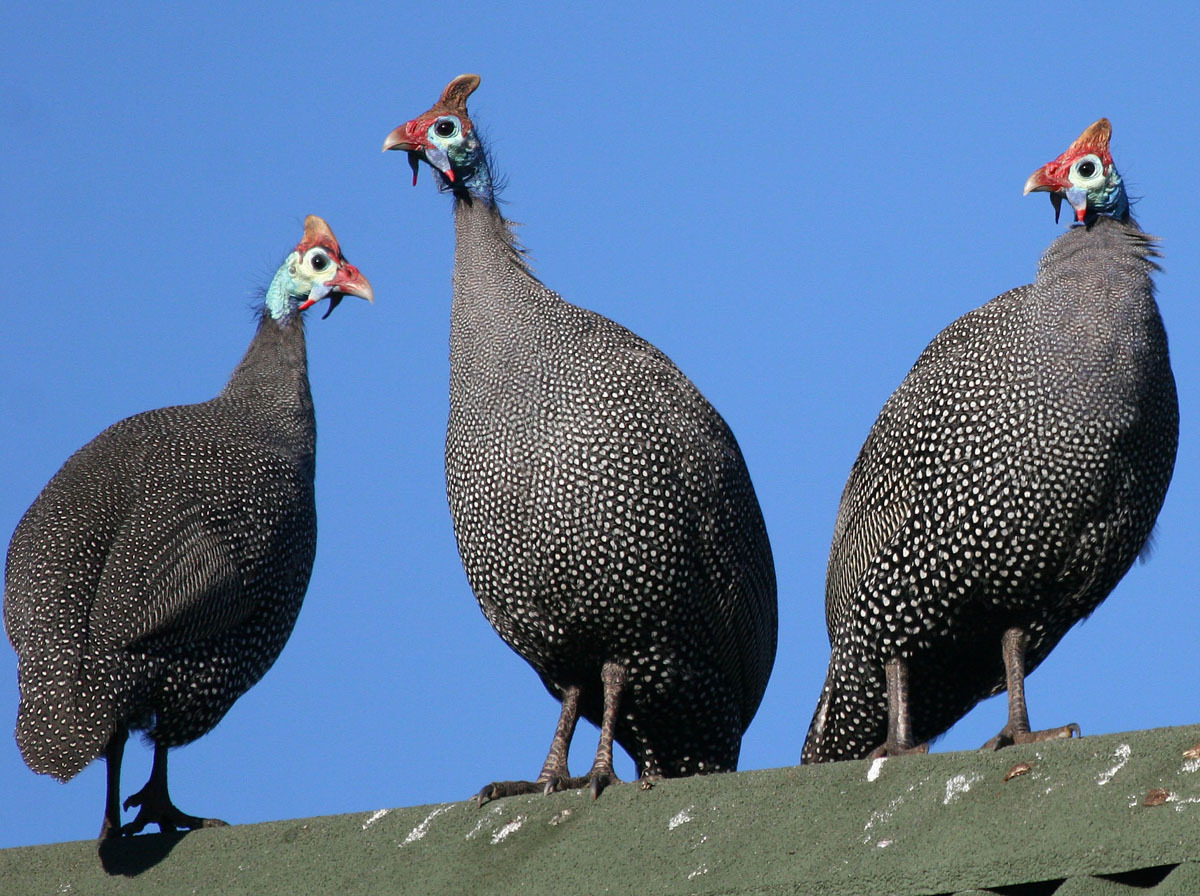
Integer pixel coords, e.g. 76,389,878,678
4,215,371,834
389,76,777,788
5,329,317,781
804,208,1177,762
447,204,777,778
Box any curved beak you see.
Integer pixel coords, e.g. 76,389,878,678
382,119,422,153
383,119,454,186
298,262,374,317
1023,167,1057,196
1024,166,1073,223
326,261,374,304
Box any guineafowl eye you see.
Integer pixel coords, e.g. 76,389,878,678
303,248,330,272
434,118,458,138
1069,154,1105,188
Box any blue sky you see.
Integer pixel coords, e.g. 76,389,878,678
2,2,1198,848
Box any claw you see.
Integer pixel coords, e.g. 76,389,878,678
589,774,609,800
114,743,228,836
542,775,574,796
475,779,545,806
983,722,1080,751
866,741,929,760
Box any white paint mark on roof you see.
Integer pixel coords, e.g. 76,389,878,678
669,806,694,830
867,757,887,782
1182,758,1200,775
1097,744,1132,785
361,809,389,830
943,772,983,805
863,795,904,842
687,864,709,880
466,806,505,840
875,838,893,849
491,815,526,844
401,805,451,845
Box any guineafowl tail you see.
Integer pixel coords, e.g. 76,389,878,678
14,652,128,781
801,649,890,764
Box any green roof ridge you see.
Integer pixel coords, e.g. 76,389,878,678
4,723,1199,895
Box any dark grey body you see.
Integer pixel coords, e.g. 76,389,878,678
446,199,777,777
5,312,316,781
804,217,1177,763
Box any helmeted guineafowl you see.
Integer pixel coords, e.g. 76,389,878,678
4,215,373,836
802,120,1177,763
384,75,777,800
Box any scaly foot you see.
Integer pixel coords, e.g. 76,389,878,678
119,784,228,836
866,741,929,760
982,723,1080,751
475,779,547,805
476,767,622,804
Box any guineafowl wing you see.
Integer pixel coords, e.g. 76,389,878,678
85,427,312,655
89,491,250,653
825,286,1042,636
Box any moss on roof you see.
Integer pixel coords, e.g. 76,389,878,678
4,723,1199,895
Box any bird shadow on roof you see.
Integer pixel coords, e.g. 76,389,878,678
97,830,187,877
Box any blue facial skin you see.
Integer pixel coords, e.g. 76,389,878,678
1071,167,1129,226
425,115,494,201
264,254,332,320
1090,168,1129,221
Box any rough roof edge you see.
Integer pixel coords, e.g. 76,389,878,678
3,724,1199,896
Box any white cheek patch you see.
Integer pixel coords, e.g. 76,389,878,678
307,281,333,303
297,280,333,311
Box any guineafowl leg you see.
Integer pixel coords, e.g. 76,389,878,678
982,626,1080,750
536,684,583,793
476,684,583,805
868,657,930,759
119,742,229,835
99,727,127,839
577,661,626,799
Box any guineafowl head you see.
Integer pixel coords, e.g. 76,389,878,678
265,215,374,321
1024,118,1128,225
382,74,492,199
